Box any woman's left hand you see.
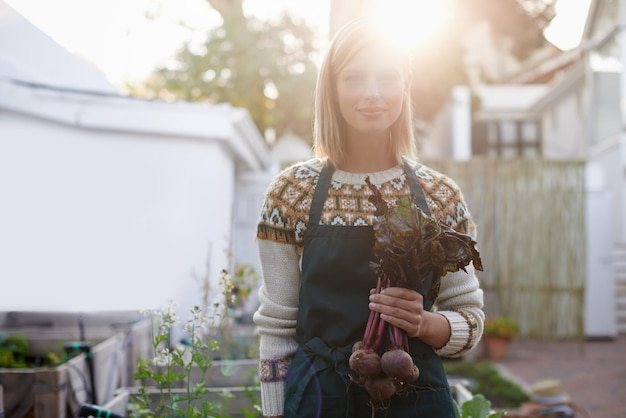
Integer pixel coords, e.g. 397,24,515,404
368,287,451,348
368,286,425,338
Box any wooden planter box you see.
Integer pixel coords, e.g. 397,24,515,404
0,310,152,418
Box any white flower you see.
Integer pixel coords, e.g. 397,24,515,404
153,347,173,367
218,269,235,294
157,300,178,334
190,305,209,328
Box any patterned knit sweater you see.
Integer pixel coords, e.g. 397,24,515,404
253,158,485,417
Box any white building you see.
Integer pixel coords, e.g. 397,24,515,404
433,0,626,336
0,1,272,315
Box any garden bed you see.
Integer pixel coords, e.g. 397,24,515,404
0,310,152,418
443,359,530,410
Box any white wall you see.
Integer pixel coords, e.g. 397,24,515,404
0,110,236,313
589,134,626,245
421,103,453,159
540,84,588,159
584,162,618,338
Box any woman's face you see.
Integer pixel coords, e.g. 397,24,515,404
335,43,407,140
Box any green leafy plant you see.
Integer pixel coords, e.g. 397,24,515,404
129,302,218,417
483,317,520,340
129,269,261,418
455,394,505,418
0,333,63,368
0,334,29,368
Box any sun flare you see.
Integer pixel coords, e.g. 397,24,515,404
366,0,450,49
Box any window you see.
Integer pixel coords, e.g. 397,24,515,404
472,119,541,158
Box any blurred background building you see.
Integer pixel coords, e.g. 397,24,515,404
1,0,624,339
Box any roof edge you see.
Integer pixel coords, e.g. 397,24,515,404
0,78,270,170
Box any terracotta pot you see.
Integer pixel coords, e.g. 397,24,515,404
483,334,511,361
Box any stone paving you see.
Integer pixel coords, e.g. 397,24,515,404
488,334,626,418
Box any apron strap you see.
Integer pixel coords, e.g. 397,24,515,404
309,162,335,226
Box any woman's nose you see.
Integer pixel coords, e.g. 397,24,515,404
364,81,380,100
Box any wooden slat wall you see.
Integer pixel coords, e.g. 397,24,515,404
423,158,586,339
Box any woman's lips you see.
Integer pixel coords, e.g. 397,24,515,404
357,107,386,116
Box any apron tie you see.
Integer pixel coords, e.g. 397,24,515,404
285,337,353,417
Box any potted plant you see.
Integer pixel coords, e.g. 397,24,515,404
482,317,520,361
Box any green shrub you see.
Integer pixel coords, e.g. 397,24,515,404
0,334,62,368
444,360,530,409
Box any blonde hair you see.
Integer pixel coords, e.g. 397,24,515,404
313,18,417,167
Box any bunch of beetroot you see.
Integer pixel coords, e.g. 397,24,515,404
348,177,483,409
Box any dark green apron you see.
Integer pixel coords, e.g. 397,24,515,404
284,161,456,418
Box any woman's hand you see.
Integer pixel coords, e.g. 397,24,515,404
369,287,451,348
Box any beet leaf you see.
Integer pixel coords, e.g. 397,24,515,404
365,176,482,300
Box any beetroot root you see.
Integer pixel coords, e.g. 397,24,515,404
349,348,382,378
364,375,396,406
402,363,420,384
380,348,414,381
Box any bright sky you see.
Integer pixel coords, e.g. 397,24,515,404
4,0,330,86
544,0,592,50
5,0,591,88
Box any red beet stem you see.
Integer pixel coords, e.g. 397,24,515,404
363,275,385,349
372,309,386,352
388,323,406,350
363,309,378,348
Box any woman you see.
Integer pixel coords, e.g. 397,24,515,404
253,18,484,418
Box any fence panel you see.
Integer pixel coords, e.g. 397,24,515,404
423,158,586,339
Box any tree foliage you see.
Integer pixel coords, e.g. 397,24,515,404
131,0,318,142
130,0,556,143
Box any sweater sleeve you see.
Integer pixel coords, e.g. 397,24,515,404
252,162,317,417
433,227,485,357
252,238,301,417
